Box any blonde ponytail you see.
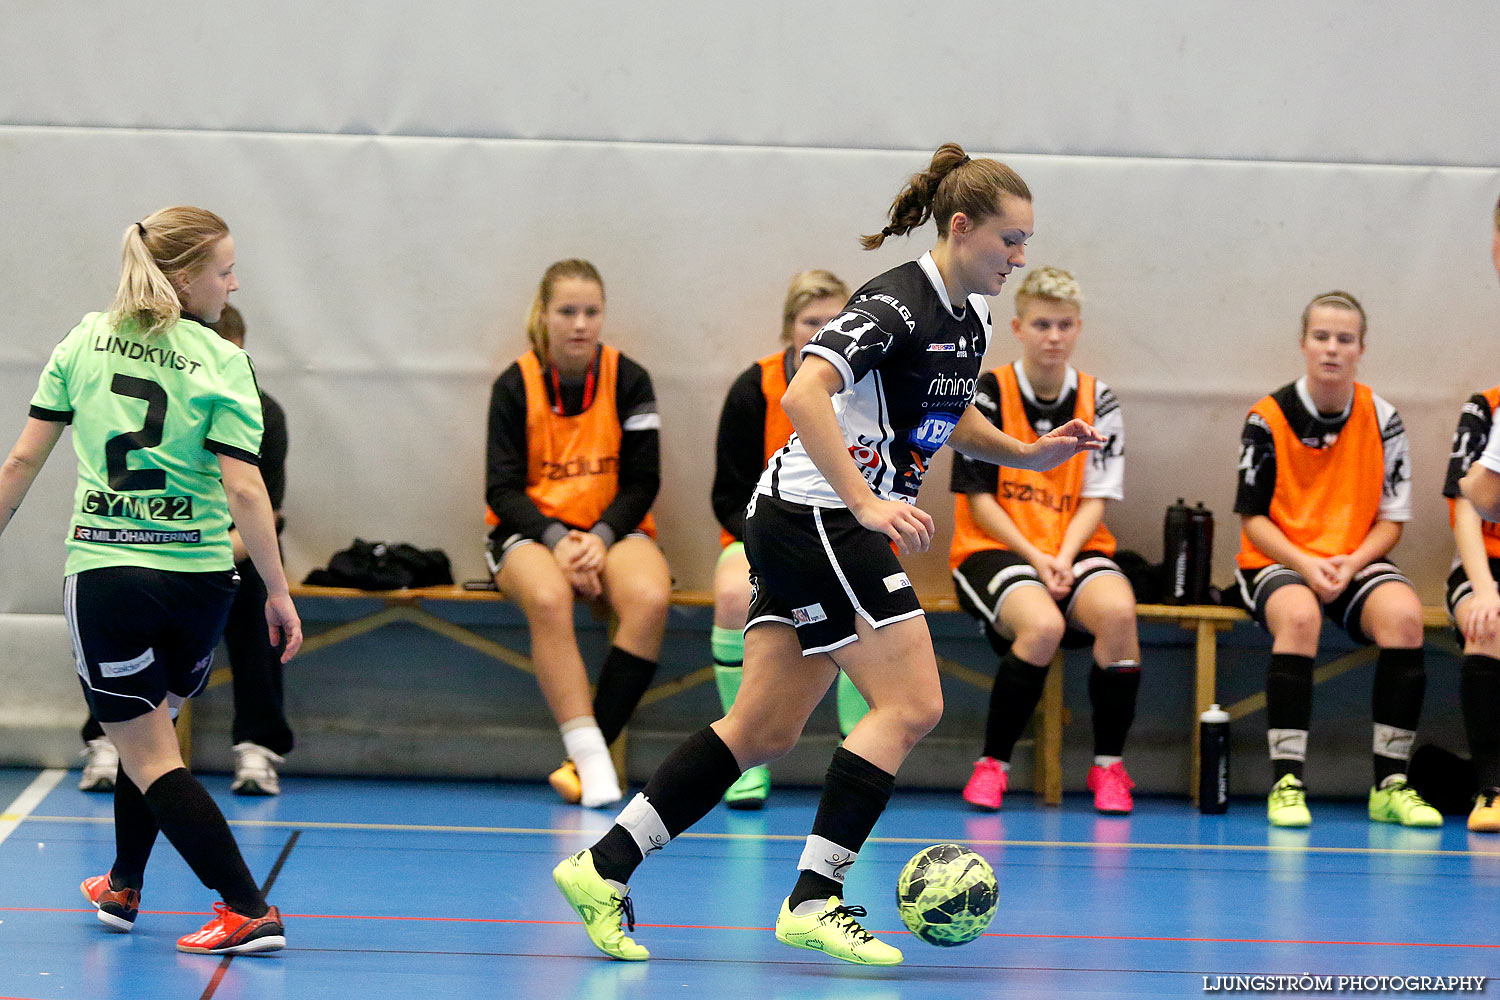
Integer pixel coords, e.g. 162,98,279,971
109,206,229,336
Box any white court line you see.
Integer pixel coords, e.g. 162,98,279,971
0,769,66,847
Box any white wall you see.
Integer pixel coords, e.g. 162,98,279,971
2,2,1499,613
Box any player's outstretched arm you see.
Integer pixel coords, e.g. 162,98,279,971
219,454,302,661
949,407,1103,471
0,418,64,539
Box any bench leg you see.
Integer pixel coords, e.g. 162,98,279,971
1033,650,1065,807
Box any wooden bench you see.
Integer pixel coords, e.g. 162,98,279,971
251,583,1451,807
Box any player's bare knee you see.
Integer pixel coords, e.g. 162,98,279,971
714,577,751,618
1015,614,1065,657
524,579,574,624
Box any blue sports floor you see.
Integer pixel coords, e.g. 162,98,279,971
1,768,1496,999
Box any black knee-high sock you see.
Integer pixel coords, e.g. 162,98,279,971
593,647,658,747
1462,654,1500,789
110,766,158,891
1089,662,1141,758
982,650,1051,761
1266,653,1315,782
142,768,266,917
590,726,741,884
789,748,896,909
1372,646,1425,785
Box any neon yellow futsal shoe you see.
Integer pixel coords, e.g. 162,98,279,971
774,896,903,966
552,851,649,961
1267,774,1312,827
723,766,770,809
1368,779,1442,828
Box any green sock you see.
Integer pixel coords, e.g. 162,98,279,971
711,626,745,714
836,672,870,738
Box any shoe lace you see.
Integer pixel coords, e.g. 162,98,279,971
1270,780,1304,809
820,904,876,945
1387,783,1431,809
1479,787,1500,809
615,893,636,932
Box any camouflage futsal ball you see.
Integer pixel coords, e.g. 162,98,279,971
895,843,998,946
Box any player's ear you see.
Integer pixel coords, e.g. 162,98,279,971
949,212,970,236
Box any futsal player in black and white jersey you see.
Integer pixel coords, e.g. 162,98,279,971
554,143,1104,966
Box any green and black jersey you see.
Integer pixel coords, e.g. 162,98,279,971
29,311,265,575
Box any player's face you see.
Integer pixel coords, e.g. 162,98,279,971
544,277,605,375
1300,305,1364,389
175,236,237,324
789,295,844,359
957,196,1033,298
1012,300,1081,373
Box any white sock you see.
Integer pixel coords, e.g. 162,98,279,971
561,719,621,808
1094,755,1123,768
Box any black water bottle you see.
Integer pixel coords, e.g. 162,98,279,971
1199,703,1230,814
1187,502,1215,604
1162,498,1192,604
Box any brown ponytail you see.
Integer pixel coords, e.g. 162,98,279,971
861,142,1031,250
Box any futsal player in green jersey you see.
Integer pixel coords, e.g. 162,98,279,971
0,205,302,956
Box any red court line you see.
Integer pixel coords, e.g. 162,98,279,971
6,906,1495,949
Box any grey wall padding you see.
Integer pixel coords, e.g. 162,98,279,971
2,4,1499,618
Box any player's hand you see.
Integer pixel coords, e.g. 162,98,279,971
570,531,608,572
265,593,303,663
1027,418,1106,470
1300,557,1344,604
1326,554,1357,593
555,532,606,573
1036,554,1073,599
566,566,603,600
853,496,934,554
1459,586,1500,644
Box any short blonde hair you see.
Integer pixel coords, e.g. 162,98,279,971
109,206,230,337
524,259,604,361
1014,265,1082,317
780,270,849,344
1300,289,1366,344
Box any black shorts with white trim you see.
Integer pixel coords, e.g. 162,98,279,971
951,548,1124,653
1445,557,1500,642
1234,560,1412,645
64,565,238,723
743,492,923,655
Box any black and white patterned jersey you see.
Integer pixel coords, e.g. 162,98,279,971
757,251,990,508
1443,390,1496,499
950,363,1125,500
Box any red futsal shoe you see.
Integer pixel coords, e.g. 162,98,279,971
176,902,285,955
80,873,140,931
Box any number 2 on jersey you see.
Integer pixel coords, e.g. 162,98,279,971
105,374,168,492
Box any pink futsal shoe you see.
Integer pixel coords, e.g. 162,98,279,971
80,873,140,931
1087,761,1135,814
962,757,1008,810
